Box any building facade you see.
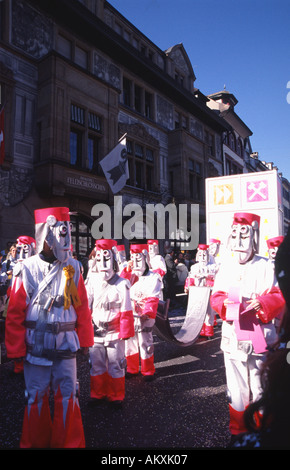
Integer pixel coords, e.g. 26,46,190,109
0,0,231,254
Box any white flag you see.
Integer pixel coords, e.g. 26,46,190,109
100,136,129,194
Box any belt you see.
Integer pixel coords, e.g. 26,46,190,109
26,344,77,360
25,320,76,334
94,317,120,336
100,301,121,310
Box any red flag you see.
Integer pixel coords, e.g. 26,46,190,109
0,107,4,165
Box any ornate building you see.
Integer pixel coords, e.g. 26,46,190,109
0,0,231,253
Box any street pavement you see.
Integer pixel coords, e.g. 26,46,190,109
0,299,231,455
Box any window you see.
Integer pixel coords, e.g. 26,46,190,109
205,130,215,157
70,215,94,259
75,46,88,69
134,85,142,113
71,105,85,126
229,133,236,152
70,130,82,166
145,91,153,119
57,34,72,59
225,157,242,175
236,138,243,158
88,112,101,132
122,77,154,120
70,104,102,170
123,77,132,107
189,159,203,201
87,135,100,172
126,139,156,191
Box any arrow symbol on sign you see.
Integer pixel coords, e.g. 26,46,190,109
215,184,233,204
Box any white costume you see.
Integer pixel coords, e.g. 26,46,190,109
211,212,285,436
185,244,218,337
5,207,94,448
86,239,134,405
147,239,166,300
125,244,162,379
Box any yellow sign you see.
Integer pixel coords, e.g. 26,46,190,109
214,184,234,205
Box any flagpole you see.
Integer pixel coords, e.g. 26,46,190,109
118,133,127,143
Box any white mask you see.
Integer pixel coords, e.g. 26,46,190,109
131,252,147,277
46,220,71,263
229,224,254,264
95,248,115,281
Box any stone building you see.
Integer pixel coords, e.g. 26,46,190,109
0,0,231,254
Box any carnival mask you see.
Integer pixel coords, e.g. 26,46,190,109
95,248,115,281
45,218,71,263
229,223,255,264
131,251,146,277
196,249,209,266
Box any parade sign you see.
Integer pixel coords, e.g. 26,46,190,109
206,170,283,258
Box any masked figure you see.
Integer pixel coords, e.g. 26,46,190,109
16,236,36,260
210,212,285,440
184,244,218,338
115,244,128,278
147,239,166,300
86,239,134,407
208,238,221,264
5,207,94,448
8,236,36,374
125,244,162,380
267,236,284,262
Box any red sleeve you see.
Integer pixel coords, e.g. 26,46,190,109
5,279,28,358
75,275,94,347
142,297,159,319
185,277,195,288
119,310,135,339
119,268,132,279
257,287,286,323
153,268,166,278
210,291,228,320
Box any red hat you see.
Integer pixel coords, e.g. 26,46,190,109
95,239,117,251
266,236,284,249
130,244,148,253
209,238,220,244
198,244,209,250
34,207,70,224
17,235,36,246
147,239,159,245
233,212,260,227
116,245,125,251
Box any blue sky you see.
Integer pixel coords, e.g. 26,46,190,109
108,0,290,179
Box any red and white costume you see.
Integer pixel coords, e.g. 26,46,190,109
125,244,162,379
185,244,218,337
115,244,128,278
11,235,36,374
5,207,94,448
265,236,284,285
86,239,134,405
210,212,285,436
147,239,166,300
147,239,166,278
